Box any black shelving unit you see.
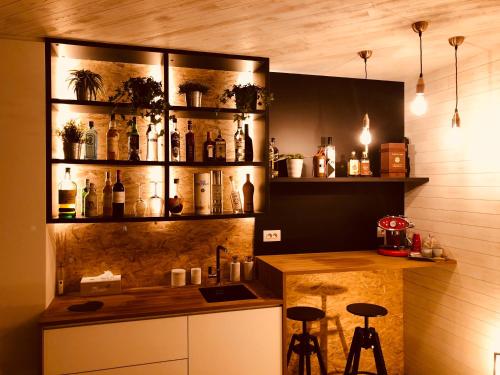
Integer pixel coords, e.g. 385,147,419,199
46,38,270,224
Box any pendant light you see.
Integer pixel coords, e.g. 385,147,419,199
449,36,465,128
358,50,373,154
410,21,429,116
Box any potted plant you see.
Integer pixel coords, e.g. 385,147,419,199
286,154,304,178
56,119,85,160
178,81,209,108
219,84,273,113
67,69,103,101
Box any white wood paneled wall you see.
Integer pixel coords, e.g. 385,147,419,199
404,48,500,375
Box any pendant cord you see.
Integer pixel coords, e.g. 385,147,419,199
419,31,423,77
455,45,458,111
364,57,368,79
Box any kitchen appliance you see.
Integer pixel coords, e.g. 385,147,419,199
377,215,413,257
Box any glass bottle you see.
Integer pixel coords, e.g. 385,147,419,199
229,176,243,214
84,183,98,217
270,137,279,178
203,131,216,162
244,123,253,162
102,171,113,217
360,151,372,176
215,128,226,161
211,170,223,214
348,151,360,176
234,121,245,162
148,181,164,216
313,146,326,178
242,174,254,213
128,117,140,161
81,178,90,216
58,168,77,219
84,121,98,160
170,115,180,162
186,120,195,162
325,136,336,178
134,183,147,217
168,178,183,216
336,154,348,177
56,262,64,295
146,116,159,161
106,113,119,160
112,169,125,217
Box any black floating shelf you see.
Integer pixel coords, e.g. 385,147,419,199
168,212,263,221
271,177,429,183
51,159,165,166
169,105,266,120
169,161,265,167
51,99,134,115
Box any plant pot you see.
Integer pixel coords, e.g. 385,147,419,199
63,142,81,160
185,91,203,107
235,91,258,111
287,158,303,178
76,85,91,101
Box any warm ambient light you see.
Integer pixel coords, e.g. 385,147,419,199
495,353,500,375
410,91,428,116
411,21,429,116
359,114,372,153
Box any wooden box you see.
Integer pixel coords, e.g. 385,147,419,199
381,143,406,177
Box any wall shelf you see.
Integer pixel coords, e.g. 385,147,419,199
51,99,133,115
51,159,165,166
169,161,265,167
169,105,266,120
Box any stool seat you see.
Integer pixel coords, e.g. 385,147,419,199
287,306,325,322
346,303,388,318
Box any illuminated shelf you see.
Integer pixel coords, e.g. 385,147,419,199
168,212,263,221
51,159,165,166
169,105,266,120
271,177,429,183
51,99,134,115
169,161,265,167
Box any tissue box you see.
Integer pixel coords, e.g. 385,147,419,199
80,273,122,296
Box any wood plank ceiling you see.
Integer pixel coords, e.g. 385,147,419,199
0,0,499,81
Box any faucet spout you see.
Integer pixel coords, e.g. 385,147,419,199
216,245,228,285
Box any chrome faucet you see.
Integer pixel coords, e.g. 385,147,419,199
216,245,228,285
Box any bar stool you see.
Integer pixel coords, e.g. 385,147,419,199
344,303,388,375
286,306,327,375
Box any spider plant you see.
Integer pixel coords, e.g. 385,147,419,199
67,69,104,101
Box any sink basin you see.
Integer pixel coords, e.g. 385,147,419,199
199,284,257,303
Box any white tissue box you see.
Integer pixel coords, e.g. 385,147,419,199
80,273,122,296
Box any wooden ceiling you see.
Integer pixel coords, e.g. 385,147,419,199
0,0,499,81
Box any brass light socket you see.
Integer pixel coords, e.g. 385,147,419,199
416,76,425,94
452,109,461,128
358,50,373,60
412,21,429,34
449,36,465,47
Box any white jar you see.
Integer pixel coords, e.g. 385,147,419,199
286,158,303,178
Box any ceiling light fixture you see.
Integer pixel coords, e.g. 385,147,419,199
449,36,465,128
410,21,429,116
358,50,373,154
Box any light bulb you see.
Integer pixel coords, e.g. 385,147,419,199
411,93,428,116
360,126,372,146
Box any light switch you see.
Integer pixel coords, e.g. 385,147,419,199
263,230,281,242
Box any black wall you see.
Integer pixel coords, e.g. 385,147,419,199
255,72,405,255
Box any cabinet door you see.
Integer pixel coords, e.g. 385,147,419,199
188,307,282,375
44,316,187,375
80,359,187,375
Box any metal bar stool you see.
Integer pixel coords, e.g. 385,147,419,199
344,303,388,375
286,306,327,375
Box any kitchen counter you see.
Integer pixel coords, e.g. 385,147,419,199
39,281,282,328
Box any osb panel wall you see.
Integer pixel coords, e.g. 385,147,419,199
49,218,254,293
286,270,403,375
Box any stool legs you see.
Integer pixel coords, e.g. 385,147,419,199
287,334,298,365
287,332,327,375
344,326,387,375
371,329,387,375
311,335,327,375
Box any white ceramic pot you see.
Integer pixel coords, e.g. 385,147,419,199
287,158,303,178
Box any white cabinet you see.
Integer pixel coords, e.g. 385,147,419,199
79,360,188,375
188,307,282,375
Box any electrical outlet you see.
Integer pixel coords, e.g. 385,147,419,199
263,229,281,242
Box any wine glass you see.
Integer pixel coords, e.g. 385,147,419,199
134,183,147,217
148,181,164,217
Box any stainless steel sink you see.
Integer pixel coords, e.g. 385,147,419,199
199,284,257,303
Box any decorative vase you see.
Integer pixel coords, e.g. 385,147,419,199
287,158,303,178
185,91,202,107
63,142,81,160
76,85,90,101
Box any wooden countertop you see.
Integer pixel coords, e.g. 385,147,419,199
39,281,282,328
257,250,456,275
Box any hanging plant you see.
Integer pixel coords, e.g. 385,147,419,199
219,83,273,113
67,69,104,101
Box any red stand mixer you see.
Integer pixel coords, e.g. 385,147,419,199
377,215,413,257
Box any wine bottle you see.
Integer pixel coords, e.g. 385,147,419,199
84,183,98,217
270,137,279,178
84,121,98,160
106,113,119,160
242,174,254,213
229,176,243,214
102,171,113,217
215,128,226,161
325,136,336,178
211,170,223,214
128,117,140,161
146,116,158,161
203,131,216,161
58,168,77,219
186,120,195,162
81,178,90,216
170,115,180,162
112,170,125,217
234,121,244,162
244,123,253,162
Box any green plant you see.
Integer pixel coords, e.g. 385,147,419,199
67,69,103,101
178,81,209,95
109,77,165,123
286,153,304,159
56,120,85,143
219,84,273,113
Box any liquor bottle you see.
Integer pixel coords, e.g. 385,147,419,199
146,116,159,161
244,123,253,162
214,128,226,161
148,181,164,216
242,174,254,213
168,178,183,215
211,170,223,214
112,170,125,217
81,178,90,216
313,146,326,177
106,113,119,160
270,137,279,178
348,151,360,176
56,262,64,295
102,171,113,217
85,183,98,217
203,132,216,162
234,121,244,162
360,151,372,176
128,117,140,161
325,136,336,178
336,154,348,177
229,176,243,214
186,120,195,162
84,121,98,160
58,168,77,219
194,173,211,215
170,116,180,162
